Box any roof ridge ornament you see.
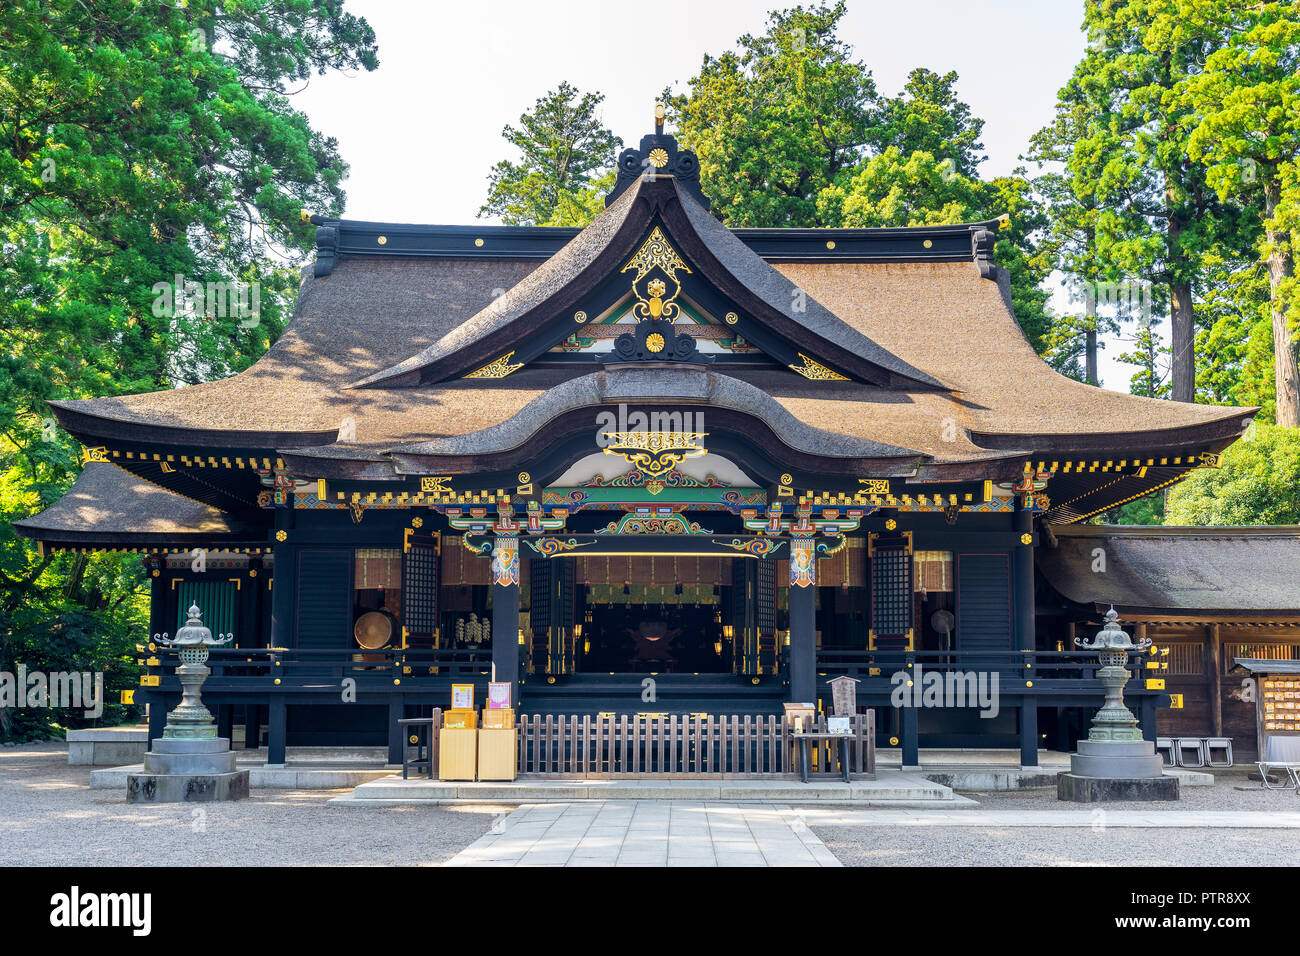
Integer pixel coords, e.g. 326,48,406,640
605,103,710,211
613,226,704,364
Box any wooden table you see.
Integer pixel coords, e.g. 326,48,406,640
791,732,853,783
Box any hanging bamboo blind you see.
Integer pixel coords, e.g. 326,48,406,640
440,536,491,586
913,550,954,592
574,555,729,586
355,549,402,590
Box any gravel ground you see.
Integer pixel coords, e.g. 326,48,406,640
955,773,1300,812
815,825,1299,866
0,743,502,866
7,742,1300,867
812,777,1300,866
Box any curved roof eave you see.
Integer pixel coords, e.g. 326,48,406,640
48,398,338,451
384,365,924,466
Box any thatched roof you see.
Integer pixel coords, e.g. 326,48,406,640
12,463,262,549
1039,524,1300,616
46,173,1253,519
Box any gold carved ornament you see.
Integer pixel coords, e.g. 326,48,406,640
602,429,708,479
621,227,692,322
790,353,849,381
464,350,524,379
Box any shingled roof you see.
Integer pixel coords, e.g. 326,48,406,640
1038,524,1300,617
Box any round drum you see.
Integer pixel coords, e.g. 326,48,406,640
354,610,394,649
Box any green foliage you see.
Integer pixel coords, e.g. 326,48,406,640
873,68,986,178
1152,0,1300,424
1165,423,1300,525
662,2,1053,347
664,1,878,227
479,83,621,226
1031,0,1259,403
0,0,377,737
1094,490,1166,526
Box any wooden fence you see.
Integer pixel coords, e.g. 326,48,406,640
511,712,874,777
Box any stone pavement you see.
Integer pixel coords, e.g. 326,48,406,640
445,801,842,866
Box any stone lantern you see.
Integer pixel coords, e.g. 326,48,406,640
156,604,233,737
127,605,250,802
1058,608,1178,802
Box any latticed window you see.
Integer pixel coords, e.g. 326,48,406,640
1223,643,1300,674
402,535,439,637
870,532,914,649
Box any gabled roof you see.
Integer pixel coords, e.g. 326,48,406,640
1039,524,1300,616
347,175,942,390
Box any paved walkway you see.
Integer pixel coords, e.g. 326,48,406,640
445,801,842,866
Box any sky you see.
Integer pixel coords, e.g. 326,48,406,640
291,0,1145,387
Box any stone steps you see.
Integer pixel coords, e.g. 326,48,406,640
90,764,392,790
328,770,975,807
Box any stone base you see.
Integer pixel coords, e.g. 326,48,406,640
1069,739,1166,778
127,769,250,802
1056,771,1179,802
127,736,248,801
143,737,237,775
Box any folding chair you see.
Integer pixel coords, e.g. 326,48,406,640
1155,737,1176,767
1204,737,1233,768
1174,737,1205,768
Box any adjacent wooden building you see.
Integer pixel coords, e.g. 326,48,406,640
1038,525,1300,761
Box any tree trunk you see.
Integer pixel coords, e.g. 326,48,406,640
1167,208,1196,403
1170,281,1196,403
1265,180,1300,427
1085,295,1099,386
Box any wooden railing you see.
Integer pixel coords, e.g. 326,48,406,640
510,712,875,777
815,648,1153,684
148,646,494,683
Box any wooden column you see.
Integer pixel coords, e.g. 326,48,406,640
266,504,293,765
217,705,234,743
1014,497,1036,649
243,705,261,750
1207,623,1223,737
491,535,521,707
788,537,816,703
147,553,168,639
146,554,168,744
901,652,920,769
1139,697,1157,742
1019,700,1038,767
267,696,286,765
387,699,404,766
147,690,167,745
269,539,295,650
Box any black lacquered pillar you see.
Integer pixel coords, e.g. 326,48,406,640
491,534,521,708
266,502,295,766
1015,495,1038,767
788,535,817,703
